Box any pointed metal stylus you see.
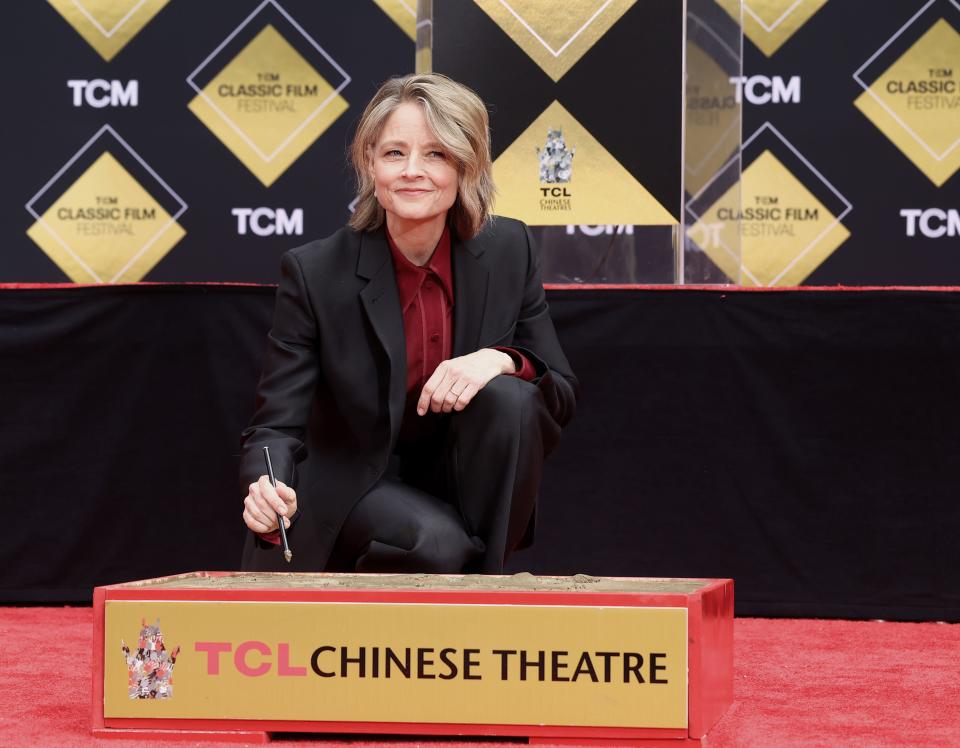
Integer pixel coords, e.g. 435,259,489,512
263,446,293,563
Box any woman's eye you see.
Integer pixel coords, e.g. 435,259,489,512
429,151,446,159
385,149,403,157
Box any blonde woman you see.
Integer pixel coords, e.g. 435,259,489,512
239,74,577,573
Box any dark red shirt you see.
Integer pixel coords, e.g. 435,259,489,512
387,225,456,397
385,225,535,398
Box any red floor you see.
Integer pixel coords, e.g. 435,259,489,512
0,608,957,747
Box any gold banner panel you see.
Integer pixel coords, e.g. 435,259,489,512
188,24,349,187
26,151,185,283
493,100,677,226
715,0,830,57
474,0,636,81
48,0,169,61
686,43,741,198
854,18,960,187
372,0,418,41
104,600,688,728
690,149,850,286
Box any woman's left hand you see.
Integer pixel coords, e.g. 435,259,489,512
418,348,516,414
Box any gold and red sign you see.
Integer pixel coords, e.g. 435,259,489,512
94,572,733,742
105,600,687,727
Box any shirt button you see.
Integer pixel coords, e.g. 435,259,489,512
430,333,440,342
424,280,433,290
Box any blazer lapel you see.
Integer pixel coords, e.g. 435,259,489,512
452,232,490,357
358,229,406,443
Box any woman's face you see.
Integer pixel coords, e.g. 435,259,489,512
370,102,459,229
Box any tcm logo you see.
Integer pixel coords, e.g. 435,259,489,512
730,75,801,105
901,209,960,238
565,225,635,236
233,208,303,236
67,79,138,108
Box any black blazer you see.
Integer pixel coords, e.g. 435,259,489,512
239,216,578,571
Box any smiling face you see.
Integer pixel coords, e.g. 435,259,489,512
369,101,459,233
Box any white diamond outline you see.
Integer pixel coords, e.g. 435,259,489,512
742,0,806,34
853,0,960,163
186,0,351,165
496,0,616,58
685,121,853,287
685,11,743,178
25,124,188,285
71,0,149,39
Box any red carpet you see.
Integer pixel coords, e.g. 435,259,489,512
0,608,957,747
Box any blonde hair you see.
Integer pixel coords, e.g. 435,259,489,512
348,74,495,240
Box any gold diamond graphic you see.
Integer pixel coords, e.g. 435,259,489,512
854,19,960,187
372,0,417,41
686,42,741,197
715,0,829,57
476,0,636,81
48,0,169,61
188,24,349,187
690,149,850,286
27,151,185,283
493,100,676,226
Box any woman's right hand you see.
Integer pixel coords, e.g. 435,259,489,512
243,475,297,533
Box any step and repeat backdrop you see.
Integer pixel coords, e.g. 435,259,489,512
690,0,960,285
3,1,959,285
5,0,416,284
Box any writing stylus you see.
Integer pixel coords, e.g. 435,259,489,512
263,446,293,563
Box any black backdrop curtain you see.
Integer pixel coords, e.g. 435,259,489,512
1,285,957,621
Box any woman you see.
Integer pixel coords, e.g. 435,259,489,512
239,73,577,573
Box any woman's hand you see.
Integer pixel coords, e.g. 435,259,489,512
417,348,516,415
242,475,297,533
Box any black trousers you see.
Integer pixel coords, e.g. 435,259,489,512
326,376,560,574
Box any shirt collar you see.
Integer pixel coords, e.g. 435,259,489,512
386,224,454,312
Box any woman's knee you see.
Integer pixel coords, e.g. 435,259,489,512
406,511,485,572
461,375,539,423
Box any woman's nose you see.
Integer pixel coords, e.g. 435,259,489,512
402,153,425,177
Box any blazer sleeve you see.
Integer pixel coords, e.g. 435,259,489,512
238,250,319,496
507,223,579,428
